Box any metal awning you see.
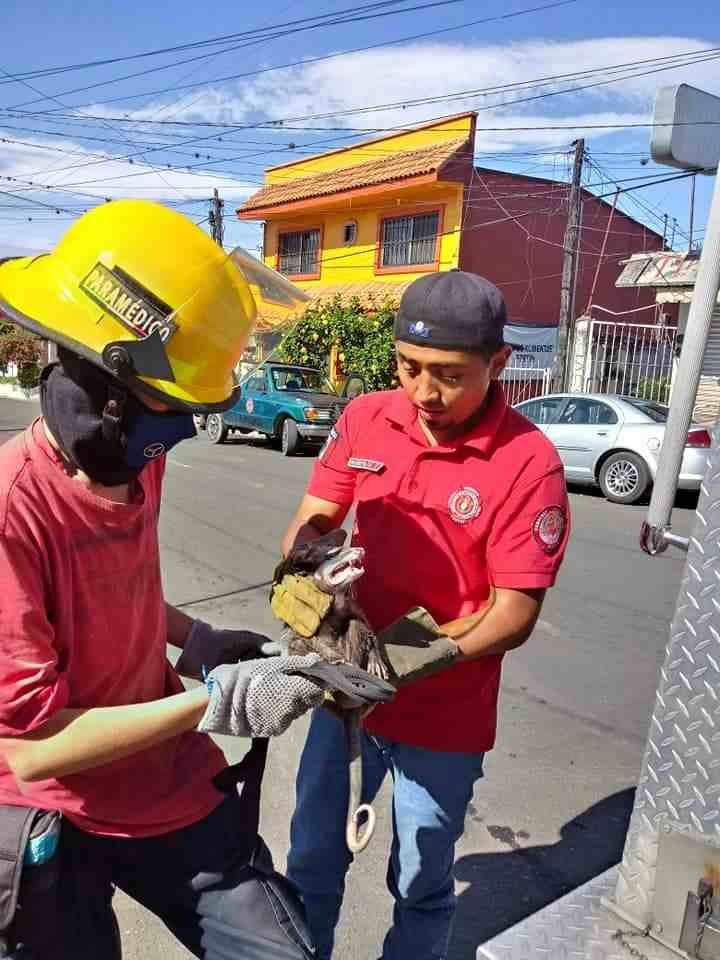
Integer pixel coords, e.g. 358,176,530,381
616,251,720,304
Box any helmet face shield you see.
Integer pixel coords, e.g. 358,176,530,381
0,203,310,413
229,247,310,314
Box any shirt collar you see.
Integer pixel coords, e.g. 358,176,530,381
384,382,508,455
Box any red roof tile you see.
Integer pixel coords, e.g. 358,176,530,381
238,139,470,214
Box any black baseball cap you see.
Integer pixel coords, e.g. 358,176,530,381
395,270,506,355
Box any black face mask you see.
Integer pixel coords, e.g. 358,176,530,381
40,349,195,486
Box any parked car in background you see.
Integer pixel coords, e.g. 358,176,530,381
514,393,710,505
199,362,366,456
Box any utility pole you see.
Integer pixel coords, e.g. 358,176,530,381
209,188,224,247
552,138,585,392
662,213,669,249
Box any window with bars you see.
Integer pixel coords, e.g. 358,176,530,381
379,211,439,268
278,228,320,276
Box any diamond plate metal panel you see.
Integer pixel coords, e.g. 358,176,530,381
478,868,676,960
613,433,720,927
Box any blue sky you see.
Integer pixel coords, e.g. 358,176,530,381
1,0,719,258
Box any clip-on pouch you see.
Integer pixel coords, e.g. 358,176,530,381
0,806,61,953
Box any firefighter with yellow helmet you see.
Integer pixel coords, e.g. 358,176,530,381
0,200,393,959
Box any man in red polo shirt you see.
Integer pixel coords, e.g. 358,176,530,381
280,270,570,960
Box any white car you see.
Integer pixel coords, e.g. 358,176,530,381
514,393,710,505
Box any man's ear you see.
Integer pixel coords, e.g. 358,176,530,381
490,345,513,379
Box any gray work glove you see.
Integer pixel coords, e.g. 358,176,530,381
176,618,281,682
197,654,395,739
378,608,460,687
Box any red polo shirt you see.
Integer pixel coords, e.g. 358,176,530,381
308,383,569,753
0,421,226,836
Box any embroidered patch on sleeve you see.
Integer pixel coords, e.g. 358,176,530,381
532,506,566,553
318,426,339,461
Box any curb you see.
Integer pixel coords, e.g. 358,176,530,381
0,384,40,402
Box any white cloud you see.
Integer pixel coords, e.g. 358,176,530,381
0,134,256,248
110,35,720,150
0,136,255,201
1,34,718,249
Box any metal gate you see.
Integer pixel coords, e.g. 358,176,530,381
581,320,678,402
500,360,552,406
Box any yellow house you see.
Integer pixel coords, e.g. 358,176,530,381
237,112,476,332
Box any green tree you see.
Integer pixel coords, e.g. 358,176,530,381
279,295,399,392
0,323,42,389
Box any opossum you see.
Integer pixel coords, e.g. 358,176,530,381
275,530,388,853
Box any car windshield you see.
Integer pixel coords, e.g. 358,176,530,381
622,398,669,423
271,368,337,395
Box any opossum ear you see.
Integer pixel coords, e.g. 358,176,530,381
312,529,348,552
288,529,347,564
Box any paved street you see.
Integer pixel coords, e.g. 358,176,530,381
0,398,699,959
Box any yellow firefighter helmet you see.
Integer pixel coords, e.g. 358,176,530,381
0,199,308,411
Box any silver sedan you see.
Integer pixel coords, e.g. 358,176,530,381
514,393,710,505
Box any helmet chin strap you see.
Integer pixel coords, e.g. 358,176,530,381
101,383,128,446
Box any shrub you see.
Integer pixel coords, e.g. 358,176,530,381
279,295,399,392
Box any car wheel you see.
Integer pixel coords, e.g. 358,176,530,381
206,413,228,445
599,452,650,504
193,414,207,431
280,418,301,456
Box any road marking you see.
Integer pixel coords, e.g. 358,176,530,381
168,459,193,469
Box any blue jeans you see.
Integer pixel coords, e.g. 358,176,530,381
287,709,485,960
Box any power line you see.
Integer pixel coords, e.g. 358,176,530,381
1,164,691,255
0,0,415,83
15,0,576,112
251,170,693,274
0,141,698,208
1,35,713,241
4,0,474,112
10,42,715,128
0,49,199,206
9,42,719,194
5,42,718,143
585,155,695,245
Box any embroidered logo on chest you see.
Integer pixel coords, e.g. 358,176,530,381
533,506,566,553
448,486,482,525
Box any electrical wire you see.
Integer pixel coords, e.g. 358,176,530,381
3,21,712,243
14,0,577,113
4,0,477,112
0,1,424,83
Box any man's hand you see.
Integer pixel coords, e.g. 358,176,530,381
281,494,349,558
198,655,395,739
176,619,280,682
378,608,460,687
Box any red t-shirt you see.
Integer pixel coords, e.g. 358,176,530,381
309,384,570,753
0,421,226,837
